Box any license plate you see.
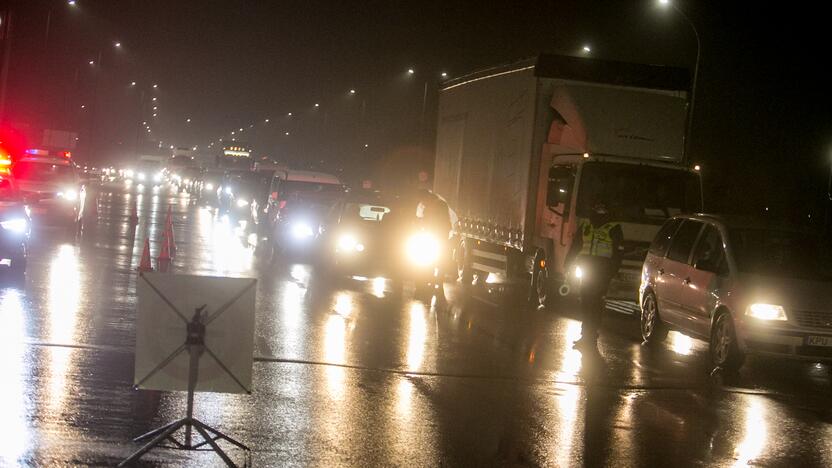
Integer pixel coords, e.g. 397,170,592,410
806,336,832,347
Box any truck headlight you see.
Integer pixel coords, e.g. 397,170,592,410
0,218,28,233
746,303,787,321
406,232,439,266
236,198,249,208
291,222,314,239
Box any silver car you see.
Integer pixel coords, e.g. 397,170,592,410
639,214,832,371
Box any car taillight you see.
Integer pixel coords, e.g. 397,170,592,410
279,200,287,209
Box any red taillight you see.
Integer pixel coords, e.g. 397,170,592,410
60,151,72,159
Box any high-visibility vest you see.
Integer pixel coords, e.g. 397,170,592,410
579,220,616,258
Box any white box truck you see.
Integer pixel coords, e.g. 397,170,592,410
434,54,702,312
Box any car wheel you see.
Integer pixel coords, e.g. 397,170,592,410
710,311,745,371
641,291,668,344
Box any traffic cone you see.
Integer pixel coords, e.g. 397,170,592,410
138,236,154,272
158,228,172,273
129,199,139,225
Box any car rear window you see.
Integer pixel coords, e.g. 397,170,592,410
649,218,683,257
666,219,703,263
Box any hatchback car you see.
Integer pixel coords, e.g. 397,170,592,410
640,214,832,370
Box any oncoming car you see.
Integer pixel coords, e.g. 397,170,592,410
12,151,86,228
640,214,832,370
323,191,450,298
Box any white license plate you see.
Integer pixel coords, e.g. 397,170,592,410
806,336,832,347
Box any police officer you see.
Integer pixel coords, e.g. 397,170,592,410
566,202,623,352
416,189,452,298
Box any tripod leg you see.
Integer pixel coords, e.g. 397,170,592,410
119,419,185,467
195,420,249,451
132,418,183,443
194,424,237,467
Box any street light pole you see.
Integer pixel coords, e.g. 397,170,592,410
661,1,700,163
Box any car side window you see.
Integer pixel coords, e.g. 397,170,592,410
691,225,728,275
649,218,683,257
666,219,703,264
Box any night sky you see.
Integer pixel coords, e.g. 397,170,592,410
2,0,830,220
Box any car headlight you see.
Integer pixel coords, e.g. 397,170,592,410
225,187,233,195
58,189,78,201
574,265,584,279
153,173,163,182
291,222,314,239
137,172,146,181
206,183,214,190
746,303,787,321
337,233,365,253
236,198,249,208
0,218,28,233
124,169,134,178
406,231,440,266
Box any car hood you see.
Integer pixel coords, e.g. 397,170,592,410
738,273,832,312
16,180,67,195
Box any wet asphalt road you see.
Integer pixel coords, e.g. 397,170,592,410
2,184,832,467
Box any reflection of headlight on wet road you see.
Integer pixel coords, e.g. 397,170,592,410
291,222,314,239
337,233,365,253
236,198,249,207
406,232,439,266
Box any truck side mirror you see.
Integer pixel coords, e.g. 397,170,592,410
546,166,574,216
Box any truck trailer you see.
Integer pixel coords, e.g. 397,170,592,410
434,54,702,313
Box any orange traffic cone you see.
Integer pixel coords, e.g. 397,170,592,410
129,199,139,225
158,228,172,273
138,236,154,272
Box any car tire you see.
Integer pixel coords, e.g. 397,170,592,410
641,291,668,344
710,311,745,371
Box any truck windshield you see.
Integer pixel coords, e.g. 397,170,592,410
576,162,701,223
729,228,832,281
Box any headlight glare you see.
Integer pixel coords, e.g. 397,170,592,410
291,222,314,239
746,303,787,321
236,198,249,207
58,189,78,201
1,218,28,233
406,232,439,266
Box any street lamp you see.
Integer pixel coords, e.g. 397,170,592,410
659,0,701,162
114,41,121,48
349,89,356,95
582,45,591,54
68,0,77,6
407,68,415,75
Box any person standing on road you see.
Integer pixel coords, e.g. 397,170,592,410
566,202,623,352
416,189,453,298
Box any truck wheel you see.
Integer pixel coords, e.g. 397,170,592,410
535,262,551,308
456,239,474,288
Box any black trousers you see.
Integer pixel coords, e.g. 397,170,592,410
578,256,614,341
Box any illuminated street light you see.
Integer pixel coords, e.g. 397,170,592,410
265,118,270,123
364,144,369,148
407,68,415,75
114,41,122,48
130,81,136,86
152,113,157,117
349,89,356,95
441,72,448,78
186,118,191,123
285,132,290,136
152,97,157,101
582,45,591,53
314,103,320,108
287,112,293,116
68,0,77,6
153,84,158,89
239,128,243,131
693,164,701,172
88,60,95,65
80,105,86,109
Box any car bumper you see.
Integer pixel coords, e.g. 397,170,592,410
28,201,78,224
738,323,832,361
0,235,26,265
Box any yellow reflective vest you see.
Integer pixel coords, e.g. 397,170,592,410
579,220,616,258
